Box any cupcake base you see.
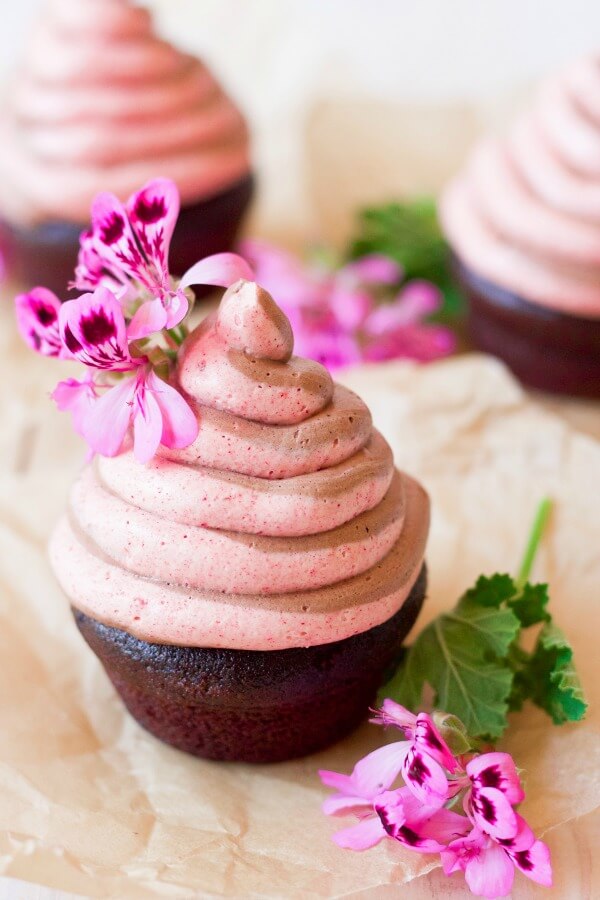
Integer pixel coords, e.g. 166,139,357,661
454,255,600,397
0,174,254,297
73,565,426,764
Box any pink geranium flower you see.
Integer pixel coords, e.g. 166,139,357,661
464,752,524,841
370,700,460,807
241,239,455,369
75,178,254,341
15,287,66,357
81,366,198,464
441,817,552,898
375,788,468,853
59,286,140,372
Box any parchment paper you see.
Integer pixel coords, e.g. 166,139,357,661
1,297,599,898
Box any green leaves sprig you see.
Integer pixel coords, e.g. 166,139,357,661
347,199,464,323
385,500,587,741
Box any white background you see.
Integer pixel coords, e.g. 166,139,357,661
1,0,599,243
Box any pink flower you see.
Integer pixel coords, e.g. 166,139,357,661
51,374,99,437
371,701,460,807
319,743,410,850
464,752,524,841
441,817,552,898
77,178,254,341
240,239,455,370
81,367,198,464
15,287,65,357
375,788,469,853
58,287,140,372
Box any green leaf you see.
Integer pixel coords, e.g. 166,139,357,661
461,573,516,608
347,198,465,322
526,623,588,724
509,582,550,627
387,603,520,740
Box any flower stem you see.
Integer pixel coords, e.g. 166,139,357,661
516,498,553,588
164,330,181,351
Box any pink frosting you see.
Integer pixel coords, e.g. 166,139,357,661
440,54,600,317
0,0,250,225
49,281,430,650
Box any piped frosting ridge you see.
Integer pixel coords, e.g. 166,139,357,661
441,54,600,317
50,281,429,650
0,0,250,225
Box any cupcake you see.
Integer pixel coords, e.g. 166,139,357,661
49,280,430,763
440,55,600,396
0,0,253,295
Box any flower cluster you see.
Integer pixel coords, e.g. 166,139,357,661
15,179,252,463
241,239,455,370
320,700,551,899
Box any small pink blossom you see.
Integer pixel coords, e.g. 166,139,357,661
15,287,65,357
81,367,198,463
58,287,139,372
241,239,455,370
319,742,409,850
441,817,552,898
375,788,468,853
464,752,524,841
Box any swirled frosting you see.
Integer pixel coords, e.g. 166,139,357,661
441,55,600,318
49,281,430,651
0,0,251,225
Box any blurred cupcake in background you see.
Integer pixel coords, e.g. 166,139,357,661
441,54,600,397
0,0,253,295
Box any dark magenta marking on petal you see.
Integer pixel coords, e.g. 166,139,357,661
63,325,83,355
100,212,125,246
477,765,502,789
421,721,444,751
476,794,497,824
80,310,116,346
34,303,57,326
513,849,534,871
397,826,422,847
133,195,167,225
407,753,431,786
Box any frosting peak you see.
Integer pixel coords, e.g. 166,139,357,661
50,282,429,651
0,0,251,225
216,281,294,361
441,54,600,318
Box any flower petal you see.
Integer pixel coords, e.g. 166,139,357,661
370,699,416,735
318,770,354,794
163,289,189,330
329,287,372,330
464,843,515,899
15,287,63,357
376,788,468,853
132,383,163,464
413,712,459,773
91,192,154,292
81,376,135,457
351,741,409,799
402,746,449,808
497,813,535,854
127,298,168,341
510,839,552,887
51,376,97,437
146,370,198,450
126,178,179,282
321,794,372,817
179,252,254,291
467,752,525,805
59,287,134,371
471,786,519,841
332,816,387,851
342,254,402,285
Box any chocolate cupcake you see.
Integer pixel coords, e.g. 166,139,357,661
0,0,253,295
440,55,600,397
49,280,430,763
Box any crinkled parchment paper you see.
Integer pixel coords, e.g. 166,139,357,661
0,299,599,899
